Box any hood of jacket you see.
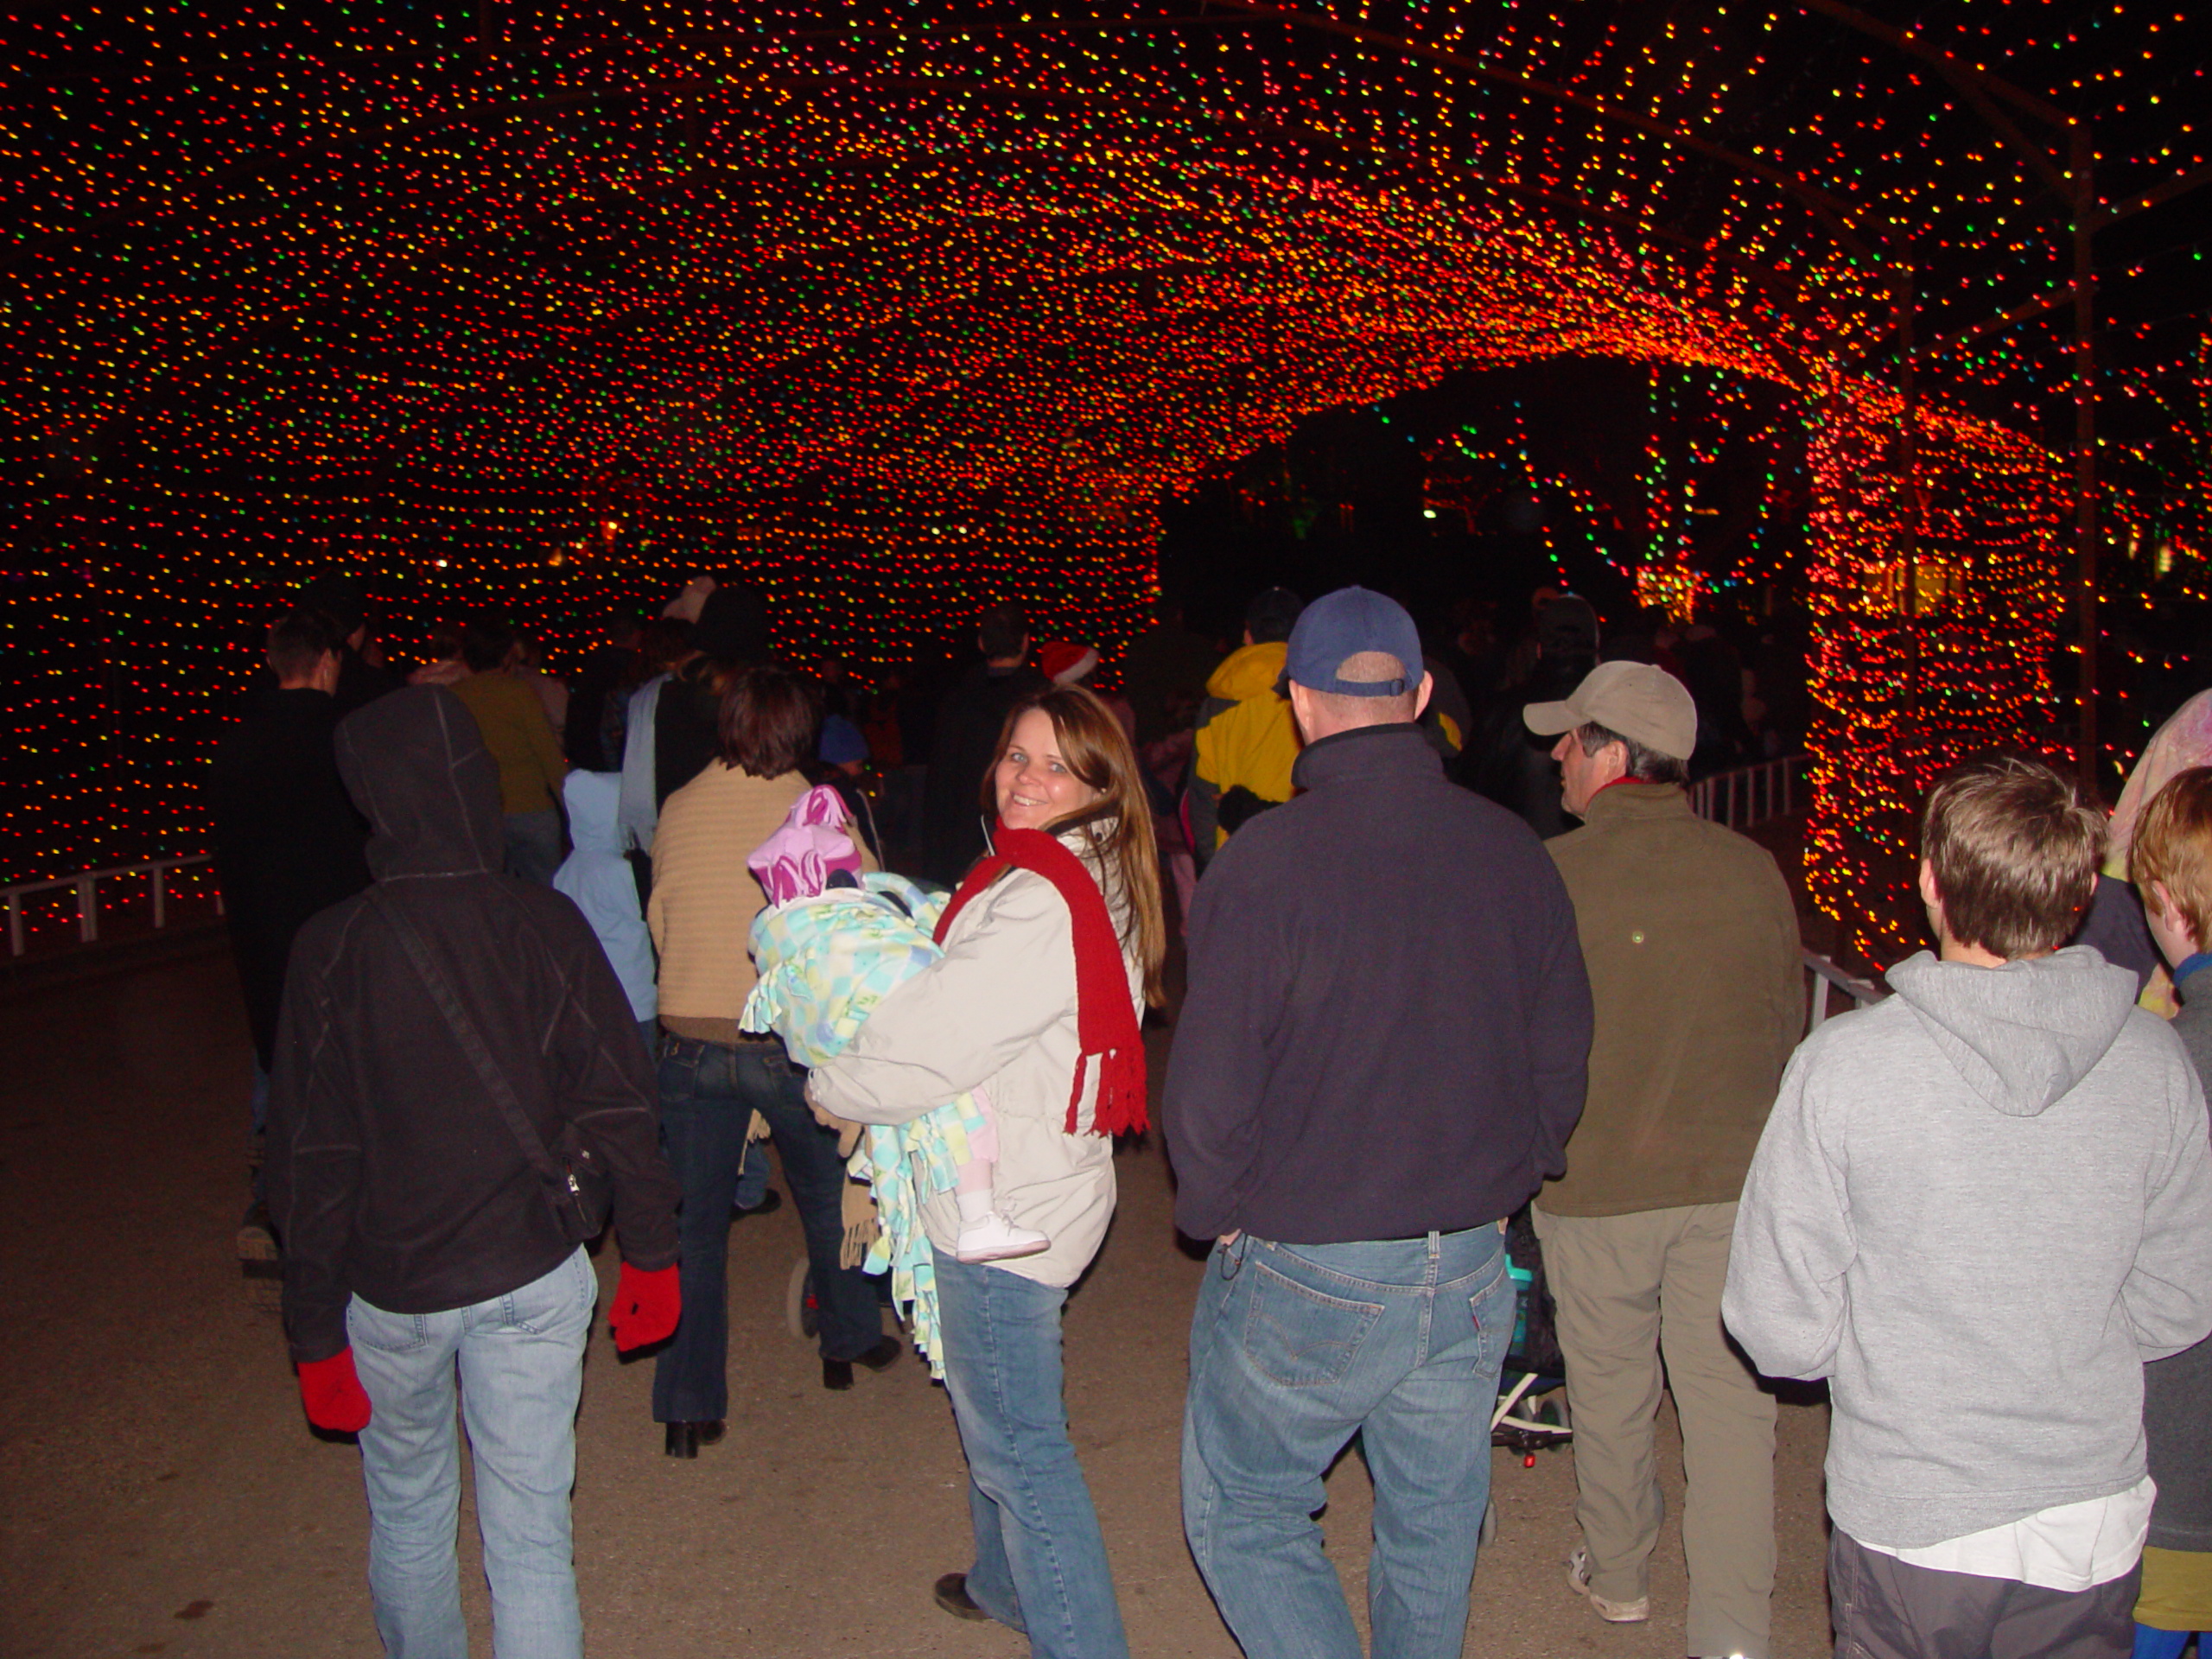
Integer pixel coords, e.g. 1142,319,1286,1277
1886,945,2138,1118
1206,639,1287,703
562,769,623,855
335,685,505,880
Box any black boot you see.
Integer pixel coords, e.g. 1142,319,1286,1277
663,1421,726,1458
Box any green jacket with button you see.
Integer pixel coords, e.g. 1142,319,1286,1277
1539,782,1804,1217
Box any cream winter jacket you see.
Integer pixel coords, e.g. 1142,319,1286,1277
804,837,1142,1288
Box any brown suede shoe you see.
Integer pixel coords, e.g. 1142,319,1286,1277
933,1573,990,1623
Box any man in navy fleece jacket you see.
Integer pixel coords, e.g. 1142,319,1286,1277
1166,585,1592,1659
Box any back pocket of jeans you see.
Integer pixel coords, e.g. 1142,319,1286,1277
347,1303,429,1355
1241,1262,1383,1389
1466,1256,1516,1376
499,1249,592,1335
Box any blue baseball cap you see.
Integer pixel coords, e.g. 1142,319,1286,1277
1281,586,1424,697
818,713,869,766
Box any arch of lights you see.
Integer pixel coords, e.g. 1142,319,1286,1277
6,1,2192,956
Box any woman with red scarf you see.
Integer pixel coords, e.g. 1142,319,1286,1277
806,684,1165,1659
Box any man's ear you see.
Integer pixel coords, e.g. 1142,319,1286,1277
2151,880,2190,942
1414,671,1433,720
1918,858,1942,914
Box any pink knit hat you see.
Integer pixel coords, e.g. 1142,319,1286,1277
747,785,864,907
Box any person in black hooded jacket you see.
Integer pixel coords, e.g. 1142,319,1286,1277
266,684,682,1659
211,611,371,1262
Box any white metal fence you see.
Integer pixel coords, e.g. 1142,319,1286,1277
3,855,221,958
1688,753,1807,830
1805,947,1884,1030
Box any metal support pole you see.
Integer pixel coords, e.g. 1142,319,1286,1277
7,892,20,958
152,863,167,931
2072,127,2101,796
76,875,97,944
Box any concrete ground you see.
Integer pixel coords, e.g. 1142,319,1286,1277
0,943,1834,1658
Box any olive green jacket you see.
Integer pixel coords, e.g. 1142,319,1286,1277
1539,783,1804,1217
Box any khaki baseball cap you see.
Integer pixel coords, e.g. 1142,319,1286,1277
1523,661,1697,761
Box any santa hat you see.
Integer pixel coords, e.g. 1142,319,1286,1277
1035,639,1099,686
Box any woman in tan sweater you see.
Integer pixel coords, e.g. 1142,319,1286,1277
646,668,895,1455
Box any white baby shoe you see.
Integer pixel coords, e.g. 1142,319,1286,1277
953,1213,1051,1263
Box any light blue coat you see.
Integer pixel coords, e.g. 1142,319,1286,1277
552,770,656,1023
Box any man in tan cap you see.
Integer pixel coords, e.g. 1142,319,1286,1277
1522,661,1805,1659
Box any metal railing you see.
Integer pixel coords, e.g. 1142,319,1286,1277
1805,947,1884,1031
3,855,221,958
1688,754,1807,830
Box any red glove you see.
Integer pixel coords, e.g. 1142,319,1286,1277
298,1348,373,1433
608,1262,681,1352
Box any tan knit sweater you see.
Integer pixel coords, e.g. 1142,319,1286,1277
647,765,876,1043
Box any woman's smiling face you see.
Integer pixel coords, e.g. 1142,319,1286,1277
995,708,1100,830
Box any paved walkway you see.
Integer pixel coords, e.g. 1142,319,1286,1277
0,944,1835,1657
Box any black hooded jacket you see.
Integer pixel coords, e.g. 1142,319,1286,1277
266,687,680,1364
210,688,372,1070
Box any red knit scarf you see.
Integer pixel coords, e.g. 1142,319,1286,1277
934,823,1148,1138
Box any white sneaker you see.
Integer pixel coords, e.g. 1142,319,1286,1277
953,1212,1051,1263
1567,1547,1649,1624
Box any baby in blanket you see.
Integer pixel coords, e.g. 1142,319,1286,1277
748,785,1048,1266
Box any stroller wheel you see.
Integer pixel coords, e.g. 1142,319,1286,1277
785,1257,819,1339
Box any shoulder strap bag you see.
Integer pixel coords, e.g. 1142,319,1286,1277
378,892,611,1243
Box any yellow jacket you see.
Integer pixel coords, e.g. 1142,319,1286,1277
1190,640,1300,860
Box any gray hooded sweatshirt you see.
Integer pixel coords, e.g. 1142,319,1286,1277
1723,945,2212,1549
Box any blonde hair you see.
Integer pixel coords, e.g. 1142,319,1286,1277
984,684,1168,1006
1920,753,2105,958
2130,766,2212,948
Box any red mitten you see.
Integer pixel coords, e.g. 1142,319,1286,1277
608,1262,681,1352
298,1348,373,1433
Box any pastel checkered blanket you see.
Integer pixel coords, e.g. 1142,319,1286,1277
741,872,986,1376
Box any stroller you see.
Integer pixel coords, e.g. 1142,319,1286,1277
1491,1209,1573,1458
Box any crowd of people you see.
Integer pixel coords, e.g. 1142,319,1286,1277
204,569,2212,1659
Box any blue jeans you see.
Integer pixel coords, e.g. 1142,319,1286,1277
935,1251,1129,1659
1182,1227,1515,1659
503,809,563,886
2134,1627,2196,1659
734,1140,772,1211
347,1246,597,1659
652,1034,882,1422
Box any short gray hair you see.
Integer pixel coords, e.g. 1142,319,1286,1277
1575,721,1688,786
1299,652,1421,727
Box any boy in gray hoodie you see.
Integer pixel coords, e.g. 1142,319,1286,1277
1724,754,2212,1658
